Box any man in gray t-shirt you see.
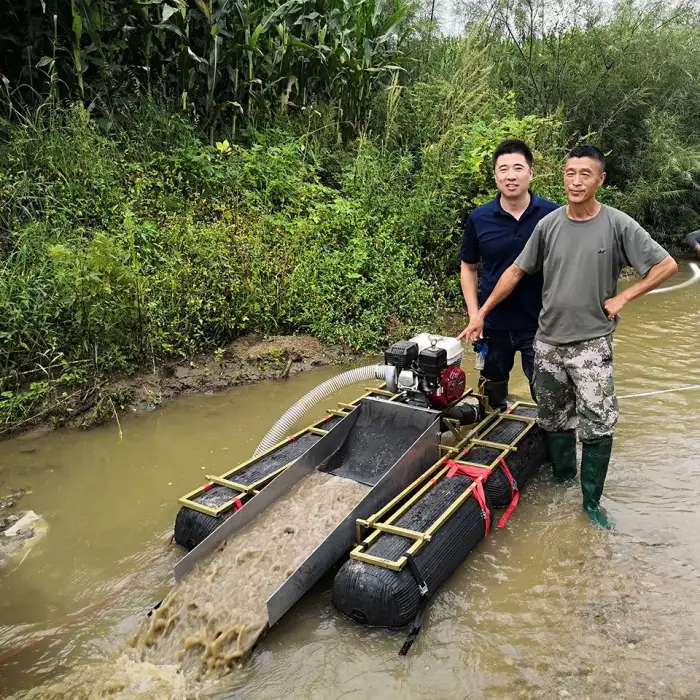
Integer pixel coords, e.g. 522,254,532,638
519,198,669,345
460,144,678,528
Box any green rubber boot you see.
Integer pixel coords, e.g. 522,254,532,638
545,430,577,482
581,437,614,530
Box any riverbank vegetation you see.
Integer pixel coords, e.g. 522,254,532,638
1,0,699,433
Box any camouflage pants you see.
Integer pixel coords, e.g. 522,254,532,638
534,336,619,441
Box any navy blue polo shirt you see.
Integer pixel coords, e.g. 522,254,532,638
460,193,559,331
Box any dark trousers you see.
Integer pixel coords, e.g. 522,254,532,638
482,329,536,393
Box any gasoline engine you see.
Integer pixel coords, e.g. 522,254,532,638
376,334,467,409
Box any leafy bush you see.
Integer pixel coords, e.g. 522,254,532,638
0,100,464,431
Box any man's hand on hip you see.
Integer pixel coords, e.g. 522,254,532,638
603,294,628,320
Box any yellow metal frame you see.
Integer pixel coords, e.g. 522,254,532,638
349,401,539,572
178,383,408,518
469,437,518,452
178,382,506,521
442,417,463,443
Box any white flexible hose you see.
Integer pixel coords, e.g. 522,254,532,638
253,365,379,456
648,262,700,294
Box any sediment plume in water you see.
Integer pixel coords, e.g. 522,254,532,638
25,471,369,698
24,655,189,700
132,471,369,677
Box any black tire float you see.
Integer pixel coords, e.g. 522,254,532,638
332,405,546,649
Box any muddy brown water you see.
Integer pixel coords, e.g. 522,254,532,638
1,265,700,699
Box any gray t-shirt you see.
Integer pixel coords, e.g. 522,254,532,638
514,204,669,345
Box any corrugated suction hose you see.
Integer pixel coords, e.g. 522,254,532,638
253,365,380,456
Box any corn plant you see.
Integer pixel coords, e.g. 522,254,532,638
0,0,413,137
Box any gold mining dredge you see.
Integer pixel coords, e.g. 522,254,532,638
173,334,546,654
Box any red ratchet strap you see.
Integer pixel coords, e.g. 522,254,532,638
445,460,490,535
432,448,469,485
496,456,519,529
446,460,490,481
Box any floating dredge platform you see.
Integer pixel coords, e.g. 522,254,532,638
172,335,547,651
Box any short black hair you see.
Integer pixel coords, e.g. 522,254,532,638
566,144,605,171
492,139,534,170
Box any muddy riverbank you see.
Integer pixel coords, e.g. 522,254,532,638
1,334,358,441
110,334,355,417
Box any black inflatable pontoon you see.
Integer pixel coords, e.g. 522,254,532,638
332,403,545,649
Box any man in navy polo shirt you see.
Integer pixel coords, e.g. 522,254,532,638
458,140,559,410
